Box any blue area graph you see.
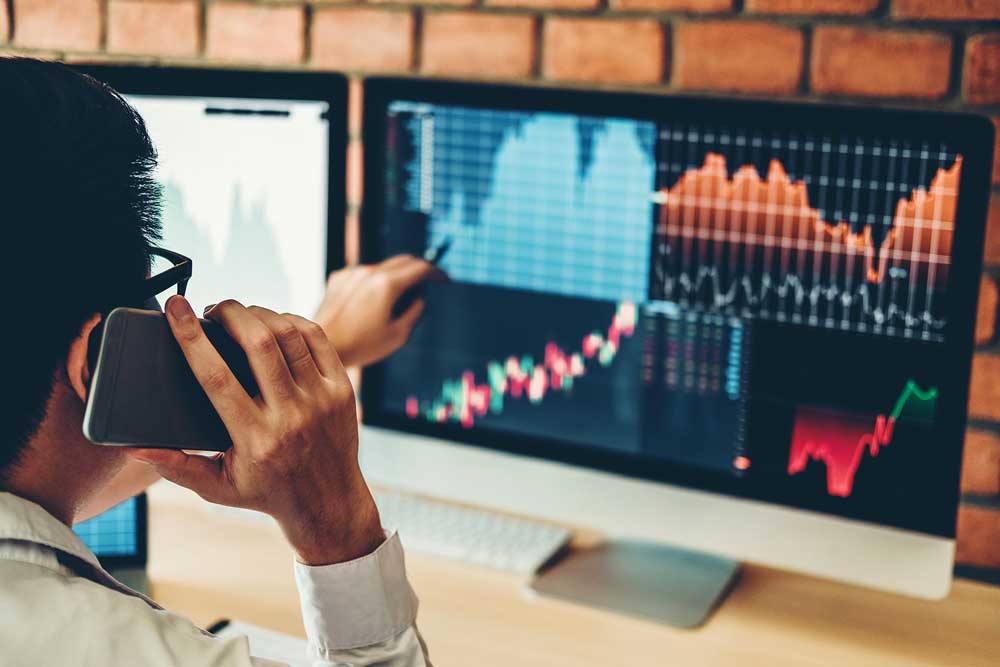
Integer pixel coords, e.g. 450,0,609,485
73,497,139,558
395,104,657,303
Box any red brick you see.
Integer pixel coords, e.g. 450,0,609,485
672,21,802,94
962,429,1000,495
746,0,877,14
894,0,1000,20
956,505,1000,568
422,13,535,79
370,0,473,5
964,33,1000,106
968,353,1000,421
206,2,304,64
985,193,1000,265
978,275,998,345
14,0,101,52
489,0,599,10
811,27,951,99
609,0,731,11
312,8,412,73
543,18,664,85
108,1,199,57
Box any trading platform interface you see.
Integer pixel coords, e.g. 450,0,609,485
374,96,969,537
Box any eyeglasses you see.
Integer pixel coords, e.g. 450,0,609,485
86,247,193,371
138,247,192,311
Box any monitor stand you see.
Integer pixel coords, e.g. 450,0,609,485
530,539,740,629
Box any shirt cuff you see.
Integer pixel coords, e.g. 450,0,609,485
293,531,419,651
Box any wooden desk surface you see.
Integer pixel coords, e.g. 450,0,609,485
146,482,1000,667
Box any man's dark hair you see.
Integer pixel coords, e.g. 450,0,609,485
0,58,161,478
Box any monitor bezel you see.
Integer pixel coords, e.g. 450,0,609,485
73,64,350,568
359,77,994,540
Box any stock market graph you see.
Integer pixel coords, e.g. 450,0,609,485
384,283,645,455
405,301,637,428
652,134,959,341
387,104,655,303
377,97,966,536
787,380,938,497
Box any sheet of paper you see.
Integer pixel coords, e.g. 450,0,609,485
215,620,310,667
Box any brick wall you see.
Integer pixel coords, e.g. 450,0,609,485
3,0,1000,581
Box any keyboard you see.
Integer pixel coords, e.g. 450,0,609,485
373,489,571,576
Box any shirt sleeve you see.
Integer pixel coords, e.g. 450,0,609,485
292,531,430,667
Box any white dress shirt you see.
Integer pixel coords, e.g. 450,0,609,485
0,492,431,666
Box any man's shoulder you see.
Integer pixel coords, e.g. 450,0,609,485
0,558,254,666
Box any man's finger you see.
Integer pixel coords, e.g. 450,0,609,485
164,296,258,437
380,254,416,270
283,313,346,379
385,259,447,295
325,264,367,292
125,448,230,504
248,306,322,389
205,300,298,406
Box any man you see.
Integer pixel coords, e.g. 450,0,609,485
0,57,435,666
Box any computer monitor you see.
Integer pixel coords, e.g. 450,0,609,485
73,65,348,571
358,78,994,603
73,494,147,573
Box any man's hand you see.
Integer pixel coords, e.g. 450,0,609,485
126,296,383,566
314,255,446,368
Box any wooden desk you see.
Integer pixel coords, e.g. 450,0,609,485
146,482,1000,667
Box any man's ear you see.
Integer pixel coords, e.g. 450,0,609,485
66,314,102,402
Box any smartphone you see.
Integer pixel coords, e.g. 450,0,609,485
83,307,258,451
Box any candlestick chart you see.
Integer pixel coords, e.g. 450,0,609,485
396,290,749,474
787,380,938,497
652,149,960,340
405,301,638,428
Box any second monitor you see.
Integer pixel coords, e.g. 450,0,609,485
73,64,348,578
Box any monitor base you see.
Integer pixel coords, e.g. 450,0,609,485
530,539,740,628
